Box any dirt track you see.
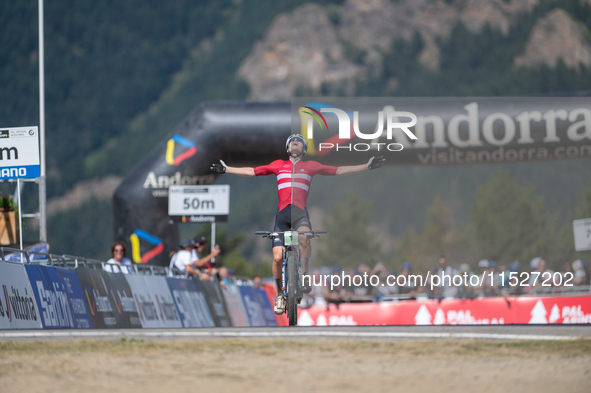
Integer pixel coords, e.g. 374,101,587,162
1,338,590,393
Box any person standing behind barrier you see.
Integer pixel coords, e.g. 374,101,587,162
191,235,221,280
455,263,475,299
572,260,587,286
169,239,201,278
106,241,133,274
437,256,457,298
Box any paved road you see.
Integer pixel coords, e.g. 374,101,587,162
1,325,590,341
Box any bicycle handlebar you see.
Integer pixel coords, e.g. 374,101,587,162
255,230,327,238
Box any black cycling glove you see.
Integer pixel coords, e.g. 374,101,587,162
210,159,227,174
367,156,385,170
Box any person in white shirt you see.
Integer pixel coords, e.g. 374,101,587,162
105,241,134,274
169,239,202,278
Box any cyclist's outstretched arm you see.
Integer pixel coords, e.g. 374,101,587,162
211,160,255,177
227,166,255,176
335,155,385,176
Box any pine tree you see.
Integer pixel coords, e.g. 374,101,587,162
470,170,551,264
317,192,382,268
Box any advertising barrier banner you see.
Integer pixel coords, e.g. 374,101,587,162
221,283,250,327
0,262,42,329
199,280,233,327
238,285,266,327
76,268,119,328
297,296,591,326
55,267,92,329
143,276,183,328
254,287,278,327
166,278,215,328
514,296,591,324
100,271,142,328
24,265,74,329
125,275,163,328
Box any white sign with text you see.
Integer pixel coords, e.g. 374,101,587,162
573,218,591,251
0,126,40,179
168,185,229,222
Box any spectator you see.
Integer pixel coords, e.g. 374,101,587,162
309,269,327,307
343,267,357,296
351,264,373,300
483,261,501,297
375,269,397,299
475,259,489,296
455,263,475,299
572,260,587,286
507,261,522,295
191,235,221,280
530,257,541,272
253,275,263,289
105,241,133,274
219,266,231,286
169,239,201,278
425,266,441,298
398,262,419,297
531,258,554,287
323,268,346,306
437,256,457,298
582,260,590,285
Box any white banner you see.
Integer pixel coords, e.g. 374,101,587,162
125,275,163,328
143,276,183,328
0,262,42,329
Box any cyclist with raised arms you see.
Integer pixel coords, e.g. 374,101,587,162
211,134,385,314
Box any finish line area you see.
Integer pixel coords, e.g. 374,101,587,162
2,325,590,341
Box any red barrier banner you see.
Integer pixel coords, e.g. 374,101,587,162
297,296,591,326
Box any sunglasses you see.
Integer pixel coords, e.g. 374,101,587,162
114,249,124,253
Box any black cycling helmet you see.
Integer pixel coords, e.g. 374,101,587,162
286,134,308,156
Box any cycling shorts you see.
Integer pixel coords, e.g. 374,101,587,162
272,205,311,248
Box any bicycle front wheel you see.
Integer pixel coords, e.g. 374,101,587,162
286,251,299,326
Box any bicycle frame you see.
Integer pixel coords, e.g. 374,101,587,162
280,235,301,300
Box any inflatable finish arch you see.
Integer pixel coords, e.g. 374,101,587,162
113,98,591,266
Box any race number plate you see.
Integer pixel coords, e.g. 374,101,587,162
284,231,298,246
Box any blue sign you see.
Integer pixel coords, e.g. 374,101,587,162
166,278,215,328
5,243,49,262
25,265,74,329
238,286,266,327
254,287,278,326
55,267,92,329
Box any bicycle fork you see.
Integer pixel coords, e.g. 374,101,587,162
281,249,287,298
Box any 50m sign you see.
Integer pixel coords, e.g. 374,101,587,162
168,185,229,223
0,127,40,179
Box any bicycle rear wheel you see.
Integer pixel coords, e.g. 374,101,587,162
286,251,298,326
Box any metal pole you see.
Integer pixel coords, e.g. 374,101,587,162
38,0,47,243
17,178,23,262
211,222,216,262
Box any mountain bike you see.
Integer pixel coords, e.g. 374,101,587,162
255,230,326,326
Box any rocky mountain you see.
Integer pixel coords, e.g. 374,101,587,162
515,8,591,69
238,0,591,99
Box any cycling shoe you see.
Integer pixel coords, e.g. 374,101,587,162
274,296,286,315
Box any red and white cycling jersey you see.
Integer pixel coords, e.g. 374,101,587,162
254,159,338,210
